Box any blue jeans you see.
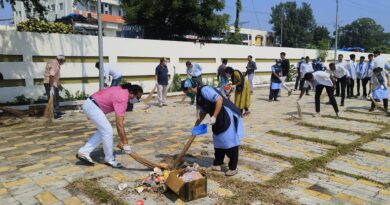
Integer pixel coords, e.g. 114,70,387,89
111,77,122,87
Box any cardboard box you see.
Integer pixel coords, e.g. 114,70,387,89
165,170,207,202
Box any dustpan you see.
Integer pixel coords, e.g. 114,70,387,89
191,124,208,136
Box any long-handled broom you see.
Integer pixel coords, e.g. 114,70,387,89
171,135,196,169
116,144,168,170
370,96,389,115
44,96,54,124
296,102,303,120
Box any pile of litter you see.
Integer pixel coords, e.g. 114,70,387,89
135,167,170,194
178,163,203,182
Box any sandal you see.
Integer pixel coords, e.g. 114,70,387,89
225,169,238,176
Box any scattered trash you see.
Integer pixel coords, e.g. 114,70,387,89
134,199,144,205
134,167,170,194
118,183,128,191
179,163,203,182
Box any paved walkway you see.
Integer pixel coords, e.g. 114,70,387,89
0,88,389,205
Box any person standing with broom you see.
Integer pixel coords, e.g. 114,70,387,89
181,79,244,176
76,83,143,168
43,55,66,119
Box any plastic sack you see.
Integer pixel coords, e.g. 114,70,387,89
271,82,281,90
192,124,208,136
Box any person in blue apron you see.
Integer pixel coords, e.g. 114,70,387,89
369,67,389,112
269,59,282,101
181,79,244,176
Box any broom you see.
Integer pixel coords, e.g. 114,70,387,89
171,135,196,169
116,144,168,170
44,96,54,124
0,106,25,118
370,96,389,115
142,85,157,104
296,102,302,120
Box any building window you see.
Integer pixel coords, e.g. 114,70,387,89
119,8,123,16
59,3,63,10
51,4,55,12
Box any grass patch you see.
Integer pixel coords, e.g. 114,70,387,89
324,168,386,187
208,172,299,205
67,178,127,205
345,109,386,116
240,144,305,165
322,114,389,126
298,122,362,135
357,148,390,157
267,130,342,147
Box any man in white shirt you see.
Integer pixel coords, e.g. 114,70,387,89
95,62,122,87
362,54,374,98
333,54,349,106
297,63,339,117
347,54,357,98
373,50,390,70
299,56,314,95
356,56,366,97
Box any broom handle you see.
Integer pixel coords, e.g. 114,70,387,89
172,135,196,168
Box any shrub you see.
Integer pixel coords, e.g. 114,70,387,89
17,19,72,34
168,73,182,92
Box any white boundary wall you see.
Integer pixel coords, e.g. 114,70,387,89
1,31,389,103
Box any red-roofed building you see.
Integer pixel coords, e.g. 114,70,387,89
13,0,125,37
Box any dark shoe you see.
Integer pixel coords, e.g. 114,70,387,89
56,111,66,115
54,115,62,119
340,102,344,107
369,108,374,112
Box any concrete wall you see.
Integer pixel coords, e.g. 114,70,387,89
1,31,389,103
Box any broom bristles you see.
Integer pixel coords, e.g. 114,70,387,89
371,98,389,115
172,135,196,168
44,96,54,123
0,106,25,118
297,102,302,119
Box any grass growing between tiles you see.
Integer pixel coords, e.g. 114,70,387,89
67,178,127,205
208,172,300,205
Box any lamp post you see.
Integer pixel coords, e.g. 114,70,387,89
97,0,104,90
334,0,339,63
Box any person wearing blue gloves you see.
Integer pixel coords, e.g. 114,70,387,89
181,79,244,176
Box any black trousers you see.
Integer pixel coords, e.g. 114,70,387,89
214,146,239,170
362,77,370,97
299,79,309,94
44,83,60,113
336,76,347,104
356,79,362,96
347,78,355,97
269,88,279,101
295,75,301,90
315,85,339,113
192,75,203,86
371,99,388,110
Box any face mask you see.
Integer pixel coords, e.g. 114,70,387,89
129,98,140,104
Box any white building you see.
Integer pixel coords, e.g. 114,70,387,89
228,27,275,46
12,0,124,37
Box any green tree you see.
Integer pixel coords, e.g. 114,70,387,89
269,2,316,48
122,0,229,40
338,18,389,52
1,0,46,20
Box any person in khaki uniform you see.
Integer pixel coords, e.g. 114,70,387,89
43,55,66,118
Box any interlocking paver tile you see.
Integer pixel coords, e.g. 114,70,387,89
327,151,390,183
361,138,390,154
302,117,383,133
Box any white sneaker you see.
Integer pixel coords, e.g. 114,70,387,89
76,152,95,165
105,160,123,168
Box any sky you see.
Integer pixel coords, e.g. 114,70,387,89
222,0,390,33
1,0,389,32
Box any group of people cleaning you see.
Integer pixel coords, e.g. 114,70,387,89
44,50,388,176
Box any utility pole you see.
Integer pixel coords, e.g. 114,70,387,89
334,0,339,63
97,0,104,90
280,7,283,47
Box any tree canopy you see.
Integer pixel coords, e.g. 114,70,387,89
1,0,46,20
338,17,390,52
269,2,330,49
122,0,229,40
